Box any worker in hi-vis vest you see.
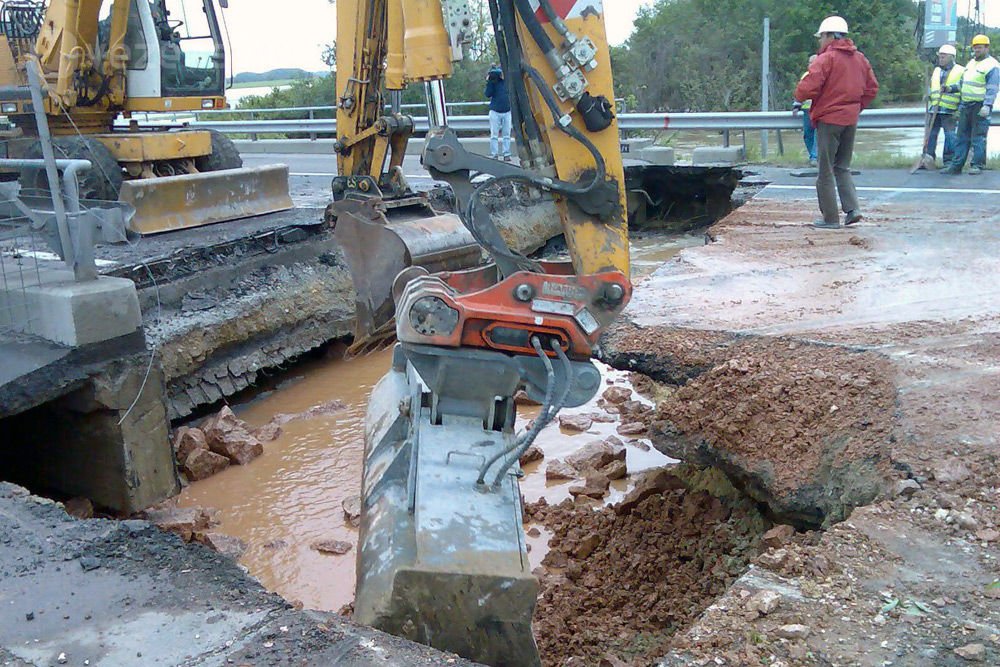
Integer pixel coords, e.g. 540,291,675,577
942,34,999,175
920,44,964,169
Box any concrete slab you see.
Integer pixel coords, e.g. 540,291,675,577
692,146,745,165
1,272,141,347
636,146,675,165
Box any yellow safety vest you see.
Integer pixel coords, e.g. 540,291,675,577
799,71,812,110
929,64,964,111
960,55,1000,103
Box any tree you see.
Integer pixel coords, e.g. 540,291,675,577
613,0,926,112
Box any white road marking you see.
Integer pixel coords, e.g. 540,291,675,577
765,184,1000,195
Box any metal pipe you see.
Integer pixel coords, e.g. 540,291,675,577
423,80,448,129
25,60,74,274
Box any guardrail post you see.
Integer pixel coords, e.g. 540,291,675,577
308,109,316,141
250,110,258,142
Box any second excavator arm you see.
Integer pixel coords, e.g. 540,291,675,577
341,1,630,665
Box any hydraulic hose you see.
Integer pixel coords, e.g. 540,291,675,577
536,0,571,38
492,0,542,146
512,0,557,59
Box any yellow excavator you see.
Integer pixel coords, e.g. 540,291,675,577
331,0,629,664
0,0,290,233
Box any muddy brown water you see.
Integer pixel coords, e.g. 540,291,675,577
177,232,690,611
178,353,674,612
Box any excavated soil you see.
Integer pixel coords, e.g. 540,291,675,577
527,477,765,666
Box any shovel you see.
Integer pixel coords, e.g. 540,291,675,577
910,108,938,174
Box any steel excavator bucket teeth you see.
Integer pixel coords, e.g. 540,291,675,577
333,209,480,353
119,165,293,235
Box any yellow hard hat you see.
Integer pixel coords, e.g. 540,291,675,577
972,34,990,47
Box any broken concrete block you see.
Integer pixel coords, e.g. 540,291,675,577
202,406,264,465
173,426,208,462
559,414,594,432
545,460,576,481
182,448,230,481
566,439,625,472
601,386,631,404
569,473,611,500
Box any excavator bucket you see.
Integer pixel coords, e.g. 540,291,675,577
354,344,541,666
331,201,480,350
120,165,293,235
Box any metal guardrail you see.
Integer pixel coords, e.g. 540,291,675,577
123,107,985,136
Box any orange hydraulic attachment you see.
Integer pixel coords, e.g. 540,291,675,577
394,259,632,360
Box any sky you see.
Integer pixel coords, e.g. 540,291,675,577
219,0,654,74
219,0,1000,74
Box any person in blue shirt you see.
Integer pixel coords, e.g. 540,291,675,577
484,65,513,161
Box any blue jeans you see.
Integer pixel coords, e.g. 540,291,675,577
925,112,957,164
950,102,990,169
802,110,817,160
489,110,512,157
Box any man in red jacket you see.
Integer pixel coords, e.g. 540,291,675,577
795,16,879,229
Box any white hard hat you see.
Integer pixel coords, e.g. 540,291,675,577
938,44,957,56
814,16,849,37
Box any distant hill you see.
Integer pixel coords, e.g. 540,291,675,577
232,69,327,84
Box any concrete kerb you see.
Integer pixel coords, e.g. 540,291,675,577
0,268,141,347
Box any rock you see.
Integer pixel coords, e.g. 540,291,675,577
955,512,980,531
953,643,985,662
559,414,594,432
262,539,289,550
202,407,264,465
599,653,630,667
746,590,781,616
143,506,212,542
63,497,94,520
933,459,972,484
173,426,209,462
526,526,541,538
519,444,544,466
254,422,283,443
762,524,795,549
601,386,631,404
199,532,247,559
342,497,362,527
573,534,601,559
775,624,811,640
893,478,921,498
620,400,652,418
569,473,611,500
545,460,577,481
757,548,789,570
975,528,999,542
587,411,617,423
936,492,960,509
601,459,628,481
629,439,651,451
311,540,353,555
566,439,625,472
182,448,230,481
79,556,101,571
616,469,685,515
616,421,647,436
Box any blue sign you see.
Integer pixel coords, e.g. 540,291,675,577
924,0,959,48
